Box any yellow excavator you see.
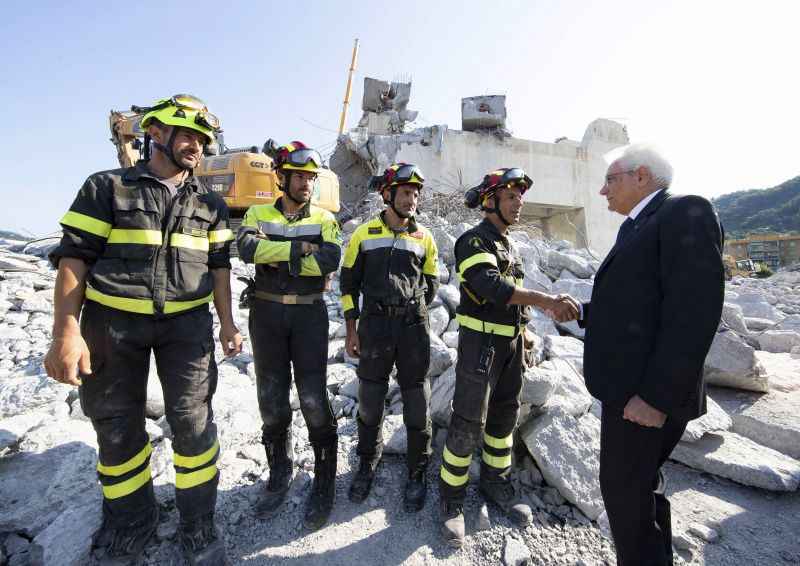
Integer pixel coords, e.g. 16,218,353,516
108,109,341,239
722,254,764,280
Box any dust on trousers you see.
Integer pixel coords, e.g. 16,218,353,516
439,327,524,501
355,299,432,470
79,301,220,526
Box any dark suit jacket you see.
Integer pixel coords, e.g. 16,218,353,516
580,191,724,421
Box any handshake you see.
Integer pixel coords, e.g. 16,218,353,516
543,294,580,323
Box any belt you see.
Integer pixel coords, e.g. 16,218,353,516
254,291,323,305
365,297,423,317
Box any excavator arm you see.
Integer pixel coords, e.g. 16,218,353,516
109,110,145,168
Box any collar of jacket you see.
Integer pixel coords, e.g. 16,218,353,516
275,196,311,220
633,189,670,226
123,161,201,193
379,210,418,234
478,217,508,242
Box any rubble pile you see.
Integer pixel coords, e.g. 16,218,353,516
1,221,799,565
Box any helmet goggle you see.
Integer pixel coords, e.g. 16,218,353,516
285,147,323,169
484,168,532,193
384,163,425,188
137,94,221,132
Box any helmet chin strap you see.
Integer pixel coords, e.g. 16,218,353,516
483,192,511,226
151,128,191,171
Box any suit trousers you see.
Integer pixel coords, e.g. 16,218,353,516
599,404,688,566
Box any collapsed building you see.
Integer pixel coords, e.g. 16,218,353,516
331,77,630,255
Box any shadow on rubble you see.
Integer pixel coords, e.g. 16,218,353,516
664,460,800,565
219,448,473,565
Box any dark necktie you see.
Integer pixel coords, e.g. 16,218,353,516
615,218,635,246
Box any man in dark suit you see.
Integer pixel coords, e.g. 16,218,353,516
570,144,724,565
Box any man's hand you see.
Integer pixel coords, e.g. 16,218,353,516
44,332,91,386
301,242,320,256
623,395,667,428
219,324,243,357
543,294,580,322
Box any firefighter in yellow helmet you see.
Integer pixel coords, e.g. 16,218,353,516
340,163,439,511
45,94,241,565
236,141,342,530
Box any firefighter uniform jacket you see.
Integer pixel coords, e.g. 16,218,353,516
340,212,439,318
236,198,342,294
454,218,528,336
50,162,233,315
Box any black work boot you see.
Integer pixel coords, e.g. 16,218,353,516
178,513,229,566
479,474,532,527
403,458,428,513
92,505,159,566
255,435,293,517
303,439,338,530
348,457,379,503
439,498,465,548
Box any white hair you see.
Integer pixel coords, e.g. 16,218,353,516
613,143,673,189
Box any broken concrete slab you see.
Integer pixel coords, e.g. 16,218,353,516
710,385,800,460
682,397,733,443
755,351,800,393
430,364,456,427
540,358,592,417
704,329,769,393
520,364,562,407
520,409,604,520
0,410,47,450
670,430,800,491
29,500,103,566
758,330,800,353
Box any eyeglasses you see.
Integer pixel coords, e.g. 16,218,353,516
286,148,323,168
604,169,637,185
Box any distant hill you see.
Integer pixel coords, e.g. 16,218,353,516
713,176,800,239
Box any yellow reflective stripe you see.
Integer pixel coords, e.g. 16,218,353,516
97,443,153,477
170,233,210,251
423,234,439,276
443,446,472,467
107,229,163,245
85,285,213,315
85,285,155,314
484,431,513,449
61,211,112,238
455,314,519,337
173,440,219,469
175,462,218,490
254,240,291,264
341,294,355,312
163,292,214,314
208,228,233,243
482,451,512,469
458,252,497,275
102,467,152,500
440,465,469,487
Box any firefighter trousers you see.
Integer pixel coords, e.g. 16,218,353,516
249,298,337,447
439,327,523,502
79,301,220,527
355,301,432,471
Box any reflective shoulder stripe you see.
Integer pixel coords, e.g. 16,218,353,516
361,237,394,252
440,465,469,487
107,229,162,245
175,462,218,490
484,432,513,449
455,313,518,337
458,252,497,275
394,237,425,258
208,228,234,243
102,467,152,500
61,210,112,238
85,285,213,315
482,451,512,469
97,443,153,477
174,440,219,469
170,233,209,251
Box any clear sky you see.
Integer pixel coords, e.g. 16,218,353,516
1,0,797,236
